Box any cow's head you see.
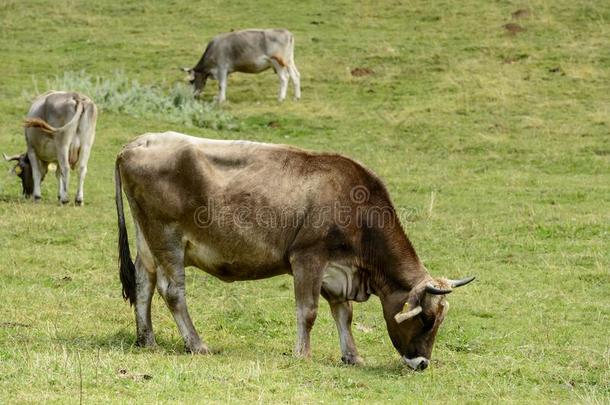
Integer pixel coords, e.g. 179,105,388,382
383,276,475,370
3,152,34,197
180,67,208,97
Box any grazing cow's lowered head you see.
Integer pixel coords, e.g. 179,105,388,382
3,153,33,197
382,276,475,370
180,67,208,98
14,91,97,204
181,29,301,102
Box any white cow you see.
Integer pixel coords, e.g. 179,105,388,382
3,91,97,205
182,29,301,102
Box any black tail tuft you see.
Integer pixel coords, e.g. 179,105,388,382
115,159,136,305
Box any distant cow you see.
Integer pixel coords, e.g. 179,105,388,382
115,132,475,370
182,29,301,102
3,91,97,205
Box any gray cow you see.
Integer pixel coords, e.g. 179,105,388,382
3,91,97,205
182,29,301,102
115,132,475,370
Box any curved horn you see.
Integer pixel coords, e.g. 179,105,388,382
425,283,453,295
394,306,422,323
450,276,476,288
3,153,21,162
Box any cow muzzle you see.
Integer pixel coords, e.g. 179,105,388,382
403,356,429,371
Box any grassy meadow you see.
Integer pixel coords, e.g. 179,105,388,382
1,0,609,402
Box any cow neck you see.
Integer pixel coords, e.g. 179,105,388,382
359,221,429,300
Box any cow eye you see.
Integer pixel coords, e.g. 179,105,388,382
421,315,436,332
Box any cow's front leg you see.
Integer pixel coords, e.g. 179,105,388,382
156,258,210,354
216,69,228,103
56,146,71,204
26,149,43,201
329,301,364,365
290,252,325,358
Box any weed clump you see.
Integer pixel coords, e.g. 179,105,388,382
30,70,238,130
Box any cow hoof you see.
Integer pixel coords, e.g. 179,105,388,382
60,199,70,205
341,354,365,366
75,199,83,206
187,344,211,355
136,338,157,348
33,196,42,203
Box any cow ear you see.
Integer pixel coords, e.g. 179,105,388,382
394,302,423,324
14,165,22,176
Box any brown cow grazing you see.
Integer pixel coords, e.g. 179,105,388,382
3,91,97,205
115,132,474,370
181,29,301,102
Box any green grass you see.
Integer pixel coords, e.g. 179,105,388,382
0,0,609,403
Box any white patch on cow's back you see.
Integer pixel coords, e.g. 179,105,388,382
130,131,273,150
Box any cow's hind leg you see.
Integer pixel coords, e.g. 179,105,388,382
74,106,96,206
74,144,92,206
55,144,71,204
155,251,210,354
134,254,157,347
270,59,289,102
287,63,301,100
277,68,289,102
290,251,325,358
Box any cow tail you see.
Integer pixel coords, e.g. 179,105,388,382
23,95,84,136
115,159,137,306
23,117,56,134
289,32,295,61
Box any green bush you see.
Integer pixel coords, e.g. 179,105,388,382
30,70,239,130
